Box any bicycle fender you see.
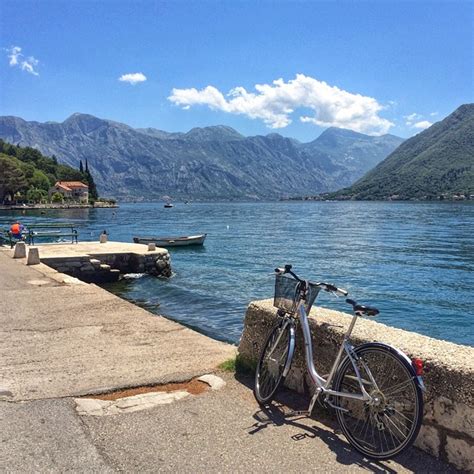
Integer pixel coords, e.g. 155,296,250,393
353,342,425,392
282,322,296,378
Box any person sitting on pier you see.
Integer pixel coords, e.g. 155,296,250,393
10,221,25,240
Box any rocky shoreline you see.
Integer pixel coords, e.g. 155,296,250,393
0,202,118,210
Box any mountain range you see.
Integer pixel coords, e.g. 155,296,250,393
0,114,403,200
330,104,474,200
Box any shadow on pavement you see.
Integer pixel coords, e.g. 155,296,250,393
235,373,454,474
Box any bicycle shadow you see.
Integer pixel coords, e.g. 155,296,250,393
236,374,453,474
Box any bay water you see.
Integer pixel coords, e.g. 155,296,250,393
2,201,473,346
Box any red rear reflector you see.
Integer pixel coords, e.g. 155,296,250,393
412,358,424,376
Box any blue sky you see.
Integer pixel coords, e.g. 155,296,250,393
0,0,472,142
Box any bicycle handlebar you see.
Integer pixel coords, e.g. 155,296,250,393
316,282,348,297
275,265,348,296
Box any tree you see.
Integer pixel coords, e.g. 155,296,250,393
51,192,64,203
85,168,98,201
30,170,51,191
79,160,84,173
83,159,98,201
26,187,47,203
0,155,28,200
57,164,84,181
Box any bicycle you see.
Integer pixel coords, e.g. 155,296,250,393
254,265,425,460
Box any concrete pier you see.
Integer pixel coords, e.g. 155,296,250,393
25,241,172,283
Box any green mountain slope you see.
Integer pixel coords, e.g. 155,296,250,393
0,140,93,203
333,104,474,200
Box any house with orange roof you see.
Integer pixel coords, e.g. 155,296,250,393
49,181,89,203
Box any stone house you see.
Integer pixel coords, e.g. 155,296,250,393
49,181,89,203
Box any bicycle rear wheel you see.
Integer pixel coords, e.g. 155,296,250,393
333,343,423,460
254,319,294,404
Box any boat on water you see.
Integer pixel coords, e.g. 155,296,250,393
164,203,173,208
133,233,207,247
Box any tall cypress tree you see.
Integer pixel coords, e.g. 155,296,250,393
79,160,84,173
83,159,98,201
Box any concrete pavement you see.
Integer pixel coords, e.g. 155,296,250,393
0,250,236,400
1,374,456,473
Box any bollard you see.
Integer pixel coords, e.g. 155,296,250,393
100,233,108,244
13,242,26,259
148,243,156,251
27,247,40,265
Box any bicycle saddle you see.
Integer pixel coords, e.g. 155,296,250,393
346,298,379,316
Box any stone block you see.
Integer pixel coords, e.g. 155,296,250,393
148,243,156,251
13,242,26,258
415,424,441,456
431,397,473,434
99,234,108,244
80,264,95,272
27,247,40,265
55,266,71,273
198,374,226,390
445,436,474,472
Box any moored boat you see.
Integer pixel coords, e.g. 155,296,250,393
133,233,207,247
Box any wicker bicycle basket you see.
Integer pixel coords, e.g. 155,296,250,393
274,274,321,314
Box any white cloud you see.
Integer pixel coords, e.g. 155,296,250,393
8,46,21,65
6,46,39,76
404,112,422,126
405,112,433,130
118,72,147,85
413,120,433,130
169,74,394,135
430,111,439,117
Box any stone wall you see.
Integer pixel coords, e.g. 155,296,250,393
238,300,474,471
41,250,171,283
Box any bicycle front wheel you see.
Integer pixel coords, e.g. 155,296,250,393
254,319,294,404
333,343,423,460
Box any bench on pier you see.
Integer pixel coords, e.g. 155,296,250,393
26,223,79,245
1,223,80,248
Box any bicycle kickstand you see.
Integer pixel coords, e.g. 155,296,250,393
284,391,321,418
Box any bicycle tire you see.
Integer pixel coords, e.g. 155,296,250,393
254,320,294,404
333,343,423,460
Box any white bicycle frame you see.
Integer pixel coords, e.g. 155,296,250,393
278,298,379,413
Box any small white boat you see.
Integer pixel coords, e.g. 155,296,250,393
164,202,173,208
133,233,207,247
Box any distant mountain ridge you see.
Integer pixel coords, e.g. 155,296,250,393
329,104,474,200
0,113,403,200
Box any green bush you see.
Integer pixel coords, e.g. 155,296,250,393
26,187,48,203
51,191,64,203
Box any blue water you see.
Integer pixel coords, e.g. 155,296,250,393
2,201,473,346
